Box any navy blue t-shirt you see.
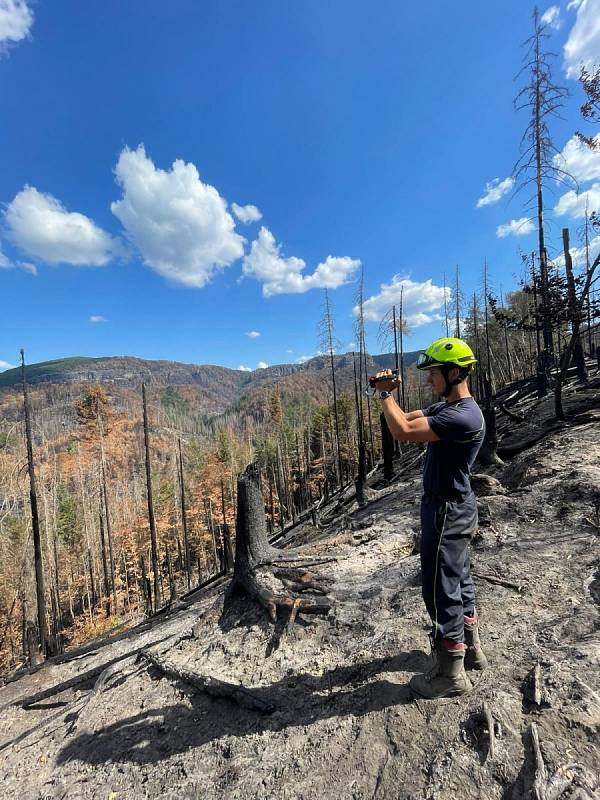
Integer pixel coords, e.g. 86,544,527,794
422,397,485,500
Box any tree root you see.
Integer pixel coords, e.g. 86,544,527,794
529,722,599,799
140,649,274,714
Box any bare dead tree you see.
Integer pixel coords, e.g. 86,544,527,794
443,272,450,337
576,65,600,151
177,438,191,591
20,350,48,657
319,290,343,486
513,7,574,356
142,383,161,611
453,265,463,338
555,232,600,419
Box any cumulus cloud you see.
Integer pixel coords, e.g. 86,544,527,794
245,330,260,338
0,244,38,275
111,145,245,288
0,359,15,371
554,183,600,218
496,217,535,238
5,186,119,266
257,361,268,369
356,276,448,325
476,177,514,208
232,203,262,224
89,315,107,323
242,226,360,297
541,5,561,29
564,0,600,78
0,0,33,47
553,135,600,183
238,365,251,372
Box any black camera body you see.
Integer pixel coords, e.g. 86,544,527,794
368,369,400,389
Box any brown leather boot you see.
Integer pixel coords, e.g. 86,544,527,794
464,616,488,671
410,639,472,699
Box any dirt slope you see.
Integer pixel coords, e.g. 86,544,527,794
1,403,599,799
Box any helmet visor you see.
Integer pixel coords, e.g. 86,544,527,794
417,353,437,369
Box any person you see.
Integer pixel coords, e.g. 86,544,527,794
373,336,488,699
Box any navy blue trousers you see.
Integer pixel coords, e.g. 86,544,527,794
420,493,478,643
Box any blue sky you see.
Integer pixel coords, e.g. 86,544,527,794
0,0,599,372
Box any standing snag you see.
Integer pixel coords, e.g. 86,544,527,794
227,464,332,623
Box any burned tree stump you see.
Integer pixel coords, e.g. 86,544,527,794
228,464,333,623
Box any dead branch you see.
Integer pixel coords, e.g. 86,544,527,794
497,402,526,422
531,722,548,800
140,649,274,714
533,663,543,706
472,572,525,592
482,701,495,761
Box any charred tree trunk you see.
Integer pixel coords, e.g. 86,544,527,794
228,464,332,623
380,412,394,481
563,228,588,384
100,456,117,614
142,383,161,612
165,544,177,605
21,350,48,657
353,355,367,507
178,438,191,591
99,510,111,617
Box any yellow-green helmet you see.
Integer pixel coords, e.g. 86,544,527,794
416,337,477,370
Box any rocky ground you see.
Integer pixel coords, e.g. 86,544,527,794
1,379,599,800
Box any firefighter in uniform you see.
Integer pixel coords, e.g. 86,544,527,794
374,337,488,699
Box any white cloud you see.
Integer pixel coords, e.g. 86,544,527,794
541,5,562,29
0,359,15,371
554,183,600,218
0,0,33,46
111,145,245,288
553,135,600,183
357,276,448,325
286,349,294,354
89,315,108,323
245,330,260,338
496,217,535,238
567,0,584,9
238,365,251,372
256,361,269,369
295,355,312,364
564,0,600,78
476,177,514,208
242,226,360,297
231,203,262,224
5,186,119,266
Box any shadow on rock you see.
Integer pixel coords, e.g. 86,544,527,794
57,650,427,767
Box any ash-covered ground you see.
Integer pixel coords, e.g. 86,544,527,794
1,385,599,800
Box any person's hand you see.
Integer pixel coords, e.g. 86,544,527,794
372,369,400,392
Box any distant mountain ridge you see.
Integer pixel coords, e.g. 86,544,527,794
0,351,421,391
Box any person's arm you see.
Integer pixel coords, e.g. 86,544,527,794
380,395,439,443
